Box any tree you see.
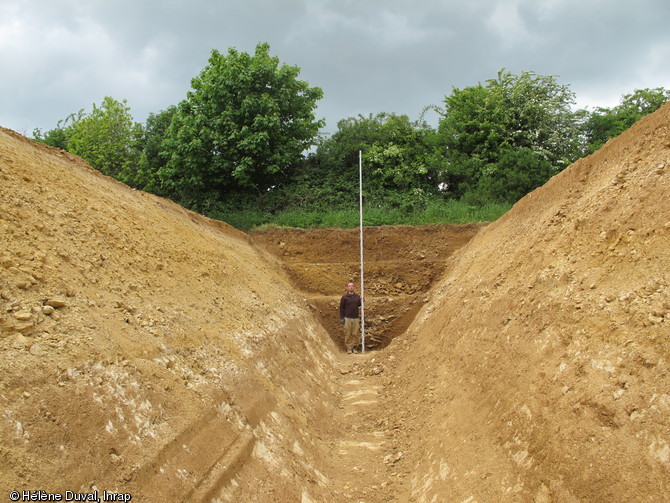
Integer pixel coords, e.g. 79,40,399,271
478,147,554,202
32,110,85,150
307,113,436,211
158,43,324,207
617,87,670,116
434,84,503,196
66,97,143,179
581,87,670,153
127,106,177,193
362,114,436,210
436,69,582,201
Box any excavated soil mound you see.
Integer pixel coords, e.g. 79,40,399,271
251,224,484,349
0,128,345,502
383,102,670,501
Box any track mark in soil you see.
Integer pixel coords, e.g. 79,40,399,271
328,353,405,503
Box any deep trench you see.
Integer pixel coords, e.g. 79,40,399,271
249,224,486,350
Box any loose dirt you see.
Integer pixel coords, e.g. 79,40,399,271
1,100,669,502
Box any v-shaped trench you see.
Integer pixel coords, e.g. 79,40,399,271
245,224,485,501
250,224,485,350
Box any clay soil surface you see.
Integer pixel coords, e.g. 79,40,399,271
1,100,670,503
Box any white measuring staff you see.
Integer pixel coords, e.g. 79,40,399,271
359,150,365,354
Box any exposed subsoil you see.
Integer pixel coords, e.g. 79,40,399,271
250,223,484,350
1,100,669,502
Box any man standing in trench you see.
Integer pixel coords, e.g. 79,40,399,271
339,281,362,353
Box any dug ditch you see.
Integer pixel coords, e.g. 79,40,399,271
251,223,486,350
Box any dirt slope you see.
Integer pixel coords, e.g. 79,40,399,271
385,102,670,501
0,128,345,502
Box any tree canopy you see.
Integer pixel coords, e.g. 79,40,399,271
157,42,324,207
66,97,143,180
31,55,669,228
434,69,582,202
581,87,670,153
305,113,436,211
33,97,143,183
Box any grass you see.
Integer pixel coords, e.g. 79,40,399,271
211,199,512,231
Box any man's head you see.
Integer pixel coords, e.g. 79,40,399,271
347,282,355,294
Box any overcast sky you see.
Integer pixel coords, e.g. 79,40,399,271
2,0,669,136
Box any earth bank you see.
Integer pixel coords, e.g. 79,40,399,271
0,128,343,502
384,101,670,501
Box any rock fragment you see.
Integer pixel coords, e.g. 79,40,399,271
13,311,32,321
46,297,67,308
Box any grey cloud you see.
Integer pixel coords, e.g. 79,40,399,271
1,0,669,136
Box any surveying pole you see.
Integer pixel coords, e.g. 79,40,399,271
359,150,365,354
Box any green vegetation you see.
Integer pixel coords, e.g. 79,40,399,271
158,43,323,207
32,43,670,230
435,70,582,203
34,97,143,181
579,87,670,154
214,200,512,231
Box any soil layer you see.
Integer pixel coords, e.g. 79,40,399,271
251,224,484,349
